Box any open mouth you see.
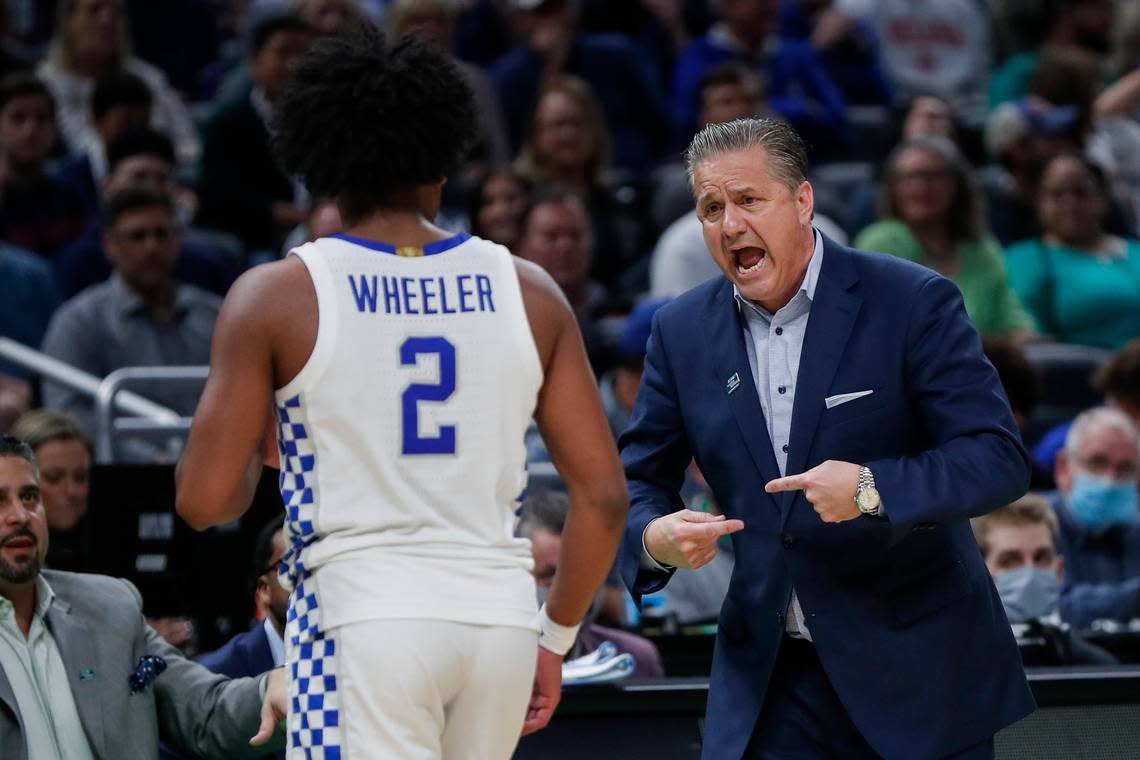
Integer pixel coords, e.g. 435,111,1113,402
733,246,767,275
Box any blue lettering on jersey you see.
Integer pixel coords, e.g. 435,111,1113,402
349,274,496,315
476,275,495,312
348,274,379,312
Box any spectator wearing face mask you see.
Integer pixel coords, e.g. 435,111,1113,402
972,495,1116,666
1050,407,1140,627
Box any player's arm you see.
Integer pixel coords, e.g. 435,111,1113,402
519,258,629,634
175,265,284,530
517,259,628,734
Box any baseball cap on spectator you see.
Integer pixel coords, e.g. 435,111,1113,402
618,298,669,361
985,96,1081,157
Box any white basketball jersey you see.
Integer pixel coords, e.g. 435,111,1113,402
274,232,543,635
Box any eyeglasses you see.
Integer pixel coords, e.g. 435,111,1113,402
1041,185,1098,201
114,225,176,244
1076,454,1139,481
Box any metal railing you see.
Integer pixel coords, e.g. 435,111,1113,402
0,338,205,463
94,366,208,463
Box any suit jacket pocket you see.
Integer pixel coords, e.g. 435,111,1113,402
818,390,891,430
884,557,972,627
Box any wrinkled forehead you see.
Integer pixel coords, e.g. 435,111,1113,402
692,147,784,197
0,455,38,489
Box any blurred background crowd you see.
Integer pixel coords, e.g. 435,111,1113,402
1,0,1139,714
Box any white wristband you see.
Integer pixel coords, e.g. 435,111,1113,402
535,604,581,656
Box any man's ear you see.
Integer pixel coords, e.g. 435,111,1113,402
796,180,814,225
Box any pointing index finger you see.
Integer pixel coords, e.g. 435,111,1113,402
701,518,745,537
765,474,806,493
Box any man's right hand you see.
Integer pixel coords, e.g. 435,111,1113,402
644,510,745,569
521,646,563,736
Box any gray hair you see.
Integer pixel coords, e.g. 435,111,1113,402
515,489,569,539
1064,407,1140,459
684,117,807,194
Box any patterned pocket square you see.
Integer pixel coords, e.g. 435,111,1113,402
128,655,167,694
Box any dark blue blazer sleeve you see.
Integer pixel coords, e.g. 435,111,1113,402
869,275,1031,540
617,314,692,600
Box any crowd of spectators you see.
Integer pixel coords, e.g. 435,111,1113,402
0,0,1138,704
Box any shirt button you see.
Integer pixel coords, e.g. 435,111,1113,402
782,444,789,453
776,611,785,623
778,386,786,394
782,535,796,548
775,326,783,336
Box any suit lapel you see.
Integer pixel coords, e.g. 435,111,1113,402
0,665,17,727
45,598,107,759
785,240,862,483
703,281,784,495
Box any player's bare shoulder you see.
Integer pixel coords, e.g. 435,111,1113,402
512,255,575,365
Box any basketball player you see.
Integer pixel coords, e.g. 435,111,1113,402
174,28,629,759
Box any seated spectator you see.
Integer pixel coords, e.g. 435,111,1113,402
671,0,849,156
466,167,532,252
389,0,510,169
37,0,201,167
516,75,647,292
54,127,239,298
0,73,90,259
600,298,668,438
1033,337,1140,487
196,13,314,258
855,136,1036,338
981,96,1084,245
197,514,287,760
279,197,345,256
293,0,367,36
988,0,1115,111
651,62,769,237
0,241,60,377
41,187,222,436
519,489,664,677
50,69,153,214
8,409,93,572
839,0,991,137
982,336,1052,489
1049,408,1140,627
777,0,891,107
971,495,1116,666
515,188,615,376
491,0,669,172
1006,154,1140,350
0,436,287,757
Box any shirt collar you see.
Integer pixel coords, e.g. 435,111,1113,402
734,227,824,315
0,575,55,624
110,274,190,319
262,617,285,667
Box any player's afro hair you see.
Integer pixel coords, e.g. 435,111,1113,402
272,25,479,222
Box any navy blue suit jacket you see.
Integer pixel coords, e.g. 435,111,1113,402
619,237,1034,760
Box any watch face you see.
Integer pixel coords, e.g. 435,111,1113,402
857,486,881,513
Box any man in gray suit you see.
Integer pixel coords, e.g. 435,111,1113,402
0,435,287,759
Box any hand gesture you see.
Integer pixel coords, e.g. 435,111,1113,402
250,667,287,747
644,510,745,569
765,460,861,523
522,646,563,736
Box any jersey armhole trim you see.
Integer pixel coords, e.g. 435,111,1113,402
275,245,338,400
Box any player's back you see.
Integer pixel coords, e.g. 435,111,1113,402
275,232,543,633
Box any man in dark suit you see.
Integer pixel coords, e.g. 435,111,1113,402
619,118,1034,760
196,13,313,257
198,515,286,679
197,515,286,760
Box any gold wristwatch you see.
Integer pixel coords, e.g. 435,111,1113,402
855,466,881,516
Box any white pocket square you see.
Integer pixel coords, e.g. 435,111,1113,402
824,390,874,409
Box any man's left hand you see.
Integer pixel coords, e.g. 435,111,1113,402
766,460,862,523
250,667,287,747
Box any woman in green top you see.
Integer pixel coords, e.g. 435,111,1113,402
1006,154,1140,350
854,136,1036,338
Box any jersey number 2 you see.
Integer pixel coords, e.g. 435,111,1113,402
400,337,456,455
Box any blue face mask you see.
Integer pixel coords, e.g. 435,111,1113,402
1069,472,1139,531
995,565,1060,623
